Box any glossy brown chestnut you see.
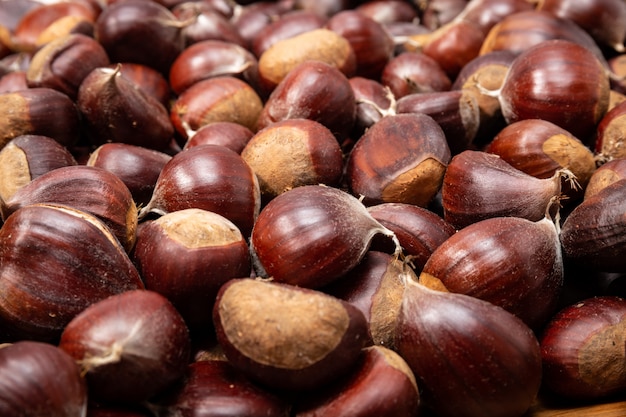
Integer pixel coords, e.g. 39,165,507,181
257,60,357,141
485,118,597,195
323,252,411,349
213,278,370,392
0,203,144,342
148,360,292,417
110,62,172,109
78,65,175,152
560,179,626,273
395,276,542,417
229,1,294,49
170,76,263,140
172,2,245,47
1,165,138,252
25,33,109,100
94,0,184,74
0,87,81,148
0,341,87,416
0,134,77,202
367,203,456,271
396,89,481,155
349,76,396,137
381,51,452,99
59,289,191,404
325,10,395,80
420,215,564,330
131,208,251,336
453,0,536,35
0,70,28,93
251,184,401,289
86,143,172,207
168,39,259,95
257,28,356,93
418,0,467,30
346,112,451,207
183,121,254,153
294,345,420,417
494,39,610,143
441,150,565,229
355,0,419,25
540,296,626,400
241,118,344,202
140,144,261,237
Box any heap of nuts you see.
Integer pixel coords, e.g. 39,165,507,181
0,0,626,416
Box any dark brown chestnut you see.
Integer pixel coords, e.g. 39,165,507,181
147,360,292,417
0,341,87,416
94,0,184,74
380,51,452,99
418,0,467,30
395,275,542,417
172,2,246,47
0,134,77,203
250,184,401,289
540,295,626,401
170,75,263,140
110,62,172,109
140,144,261,237
77,65,175,152
454,0,536,35
213,278,370,392
256,60,357,141
0,203,144,342
355,0,419,25
349,76,396,136
420,214,564,330
131,208,251,336
59,289,191,404
86,143,172,207
346,112,451,207
168,39,259,95
183,121,254,153
294,345,420,417
0,87,81,148
1,165,138,252
26,32,110,100
241,118,344,202
325,10,395,80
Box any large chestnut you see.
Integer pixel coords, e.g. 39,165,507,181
0,204,144,342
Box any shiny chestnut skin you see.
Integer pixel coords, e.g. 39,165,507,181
0,87,81,148
94,0,184,74
349,76,396,137
170,75,263,140
355,0,419,25
111,62,172,109
0,341,88,417
172,2,245,48
325,10,395,80
26,33,110,100
0,204,144,342
346,112,451,207
257,60,357,142
184,121,254,153
381,51,452,99
168,39,259,95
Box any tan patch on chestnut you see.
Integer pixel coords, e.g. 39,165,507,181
0,94,31,147
197,88,263,132
371,345,419,392
459,89,480,141
241,126,314,198
0,142,30,202
463,64,508,120
369,259,409,349
598,113,626,160
218,280,350,369
543,134,596,186
579,321,626,390
155,209,243,248
584,169,622,200
382,158,446,207
258,29,353,87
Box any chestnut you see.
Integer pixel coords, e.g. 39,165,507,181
0,134,77,203
172,2,245,48
346,113,451,207
380,51,452,99
0,203,144,342
241,118,344,203
584,157,626,200
355,0,419,25
213,278,370,392
256,60,357,142
131,208,251,337
26,33,110,100
454,0,536,35
183,121,254,153
0,341,87,416
595,100,626,160
349,76,396,137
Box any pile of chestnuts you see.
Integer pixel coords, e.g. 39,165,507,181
0,0,626,416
